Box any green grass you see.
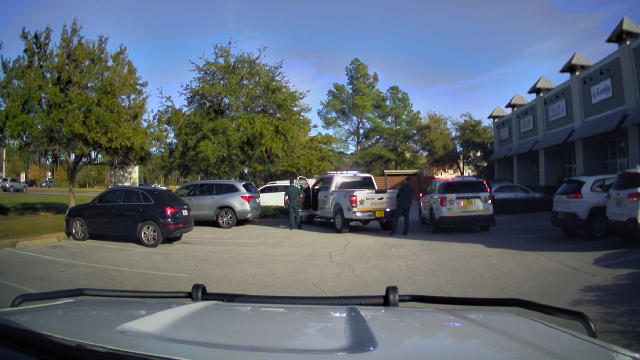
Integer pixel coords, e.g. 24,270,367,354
0,194,93,216
0,215,66,240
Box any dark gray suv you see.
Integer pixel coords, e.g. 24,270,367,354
175,180,261,228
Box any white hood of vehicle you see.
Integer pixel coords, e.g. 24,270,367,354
0,299,636,360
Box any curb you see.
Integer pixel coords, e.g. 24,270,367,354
0,232,68,250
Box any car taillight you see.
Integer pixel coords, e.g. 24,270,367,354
627,193,640,201
349,195,357,208
419,193,423,198
567,193,583,199
439,197,447,206
165,207,180,216
605,193,611,201
241,195,255,203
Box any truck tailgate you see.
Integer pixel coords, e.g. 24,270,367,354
350,190,397,211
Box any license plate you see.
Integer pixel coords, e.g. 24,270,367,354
182,210,188,215
375,211,384,218
616,199,623,207
462,200,473,207
558,212,563,219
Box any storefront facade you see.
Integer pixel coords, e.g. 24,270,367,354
488,17,640,192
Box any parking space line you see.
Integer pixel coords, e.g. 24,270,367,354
186,239,261,243
9,250,189,277
595,253,640,267
0,278,38,293
511,232,563,239
495,223,550,229
68,241,233,256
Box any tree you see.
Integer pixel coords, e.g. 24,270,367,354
318,58,382,153
159,41,314,184
415,112,457,170
0,20,150,206
451,112,493,175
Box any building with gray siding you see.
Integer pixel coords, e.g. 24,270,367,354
488,17,640,192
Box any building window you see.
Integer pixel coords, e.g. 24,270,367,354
601,137,628,174
560,147,576,179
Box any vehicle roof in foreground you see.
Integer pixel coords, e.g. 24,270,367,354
0,284,636,360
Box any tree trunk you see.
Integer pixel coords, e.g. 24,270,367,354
68,166,78,207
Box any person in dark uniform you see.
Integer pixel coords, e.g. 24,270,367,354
284,179,303,230
390,177,413,236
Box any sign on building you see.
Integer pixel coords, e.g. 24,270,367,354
520,115,533,132
499,126,510,140
591,78,612,104
548,99,567,121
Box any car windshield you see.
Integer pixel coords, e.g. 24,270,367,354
2,3,639,358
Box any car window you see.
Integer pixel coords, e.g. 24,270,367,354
320,177,333,191
96,189,123,205
242,183,258,193
493,186,510,193
216,183,239,195
442,181,487,194
556,180,585,195
122,190,143,204
1,178,7,182
259,186,272,194
278,186,288,192
336,176,376,190
198,183,216,196
511,185,529,194
158,191,187,205
140,192,154,204
611,172,640,191
176,185,198,197
590,178,614,193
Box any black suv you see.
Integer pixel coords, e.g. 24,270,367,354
65,186,194,247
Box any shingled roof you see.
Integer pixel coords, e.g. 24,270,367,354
505,93,529,109
606,17,640,44
527,76,557,94
560,52,593,74
488,106,508,120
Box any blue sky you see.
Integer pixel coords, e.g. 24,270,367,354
2,0,640,134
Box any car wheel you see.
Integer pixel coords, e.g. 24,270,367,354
429,210,440,234
139,221,163,247
22,186,27,193
166,234,183,242
303,214,315,224
334,209,349,234
216,208,237,229
70,218,89,241
586,214,607,239
479,223,491,231
9,186,14,192
562,226,579,237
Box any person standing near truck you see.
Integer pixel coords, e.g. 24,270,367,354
390,177,413,236
284,179,303,230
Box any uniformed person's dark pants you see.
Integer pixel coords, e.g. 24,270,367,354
391,201,411,235
288,203,301,229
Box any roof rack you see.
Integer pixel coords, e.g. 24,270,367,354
10,284,596,339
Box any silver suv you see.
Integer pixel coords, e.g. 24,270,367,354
175,180,261,228
1,177,27,192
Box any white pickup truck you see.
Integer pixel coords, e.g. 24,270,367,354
299,172,398,233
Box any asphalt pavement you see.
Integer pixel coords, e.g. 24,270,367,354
0,203,639,352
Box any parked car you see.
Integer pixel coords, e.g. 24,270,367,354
551,175,616,238
40,180,55,188
606,167,640,239
491,183,548,200
258,176,311,207
175,180,261,228
419,178,493,233
25,179,37,187
1,178,27,193
65,186,193,247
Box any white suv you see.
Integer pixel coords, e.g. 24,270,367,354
551,175,615,238
418,178,493,233
606,167,640,239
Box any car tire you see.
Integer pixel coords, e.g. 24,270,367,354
303,214,315,224
216,208,237,229
586,214,607,239
69,217,89,241
139,221,163,247
379,221,393,231
22,186,27,193
166,234,183,242
334,209,349,234
479,223,491,231
562,226,579,237
419,209,428,225
429,210,440,234
9,186,14,192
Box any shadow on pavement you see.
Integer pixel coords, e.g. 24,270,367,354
572,250,640,351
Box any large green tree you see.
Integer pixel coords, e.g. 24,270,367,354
317,58,382,153
0,20,150,205
415,112,457,170
158,41,317,185
451,112,493,175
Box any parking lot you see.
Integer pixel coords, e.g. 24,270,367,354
1,203,639,351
